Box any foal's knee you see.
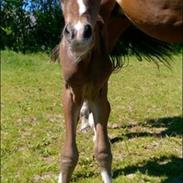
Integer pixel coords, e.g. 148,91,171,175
61,152,79,170
95,150,113,183
95,150,112,170
60,152,79,182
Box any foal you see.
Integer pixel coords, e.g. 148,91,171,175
56,0,174,182
58,0,113,182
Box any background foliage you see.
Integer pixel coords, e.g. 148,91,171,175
0,0,182,53
0,0,64,52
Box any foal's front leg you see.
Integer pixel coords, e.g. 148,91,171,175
59,86,81,183
92,85,112,183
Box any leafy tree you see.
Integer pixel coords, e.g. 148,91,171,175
0,0,64,52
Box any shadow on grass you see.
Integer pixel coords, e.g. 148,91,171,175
113,155,183,183
71,117,182,181
146,116,183,136
110,116,182,144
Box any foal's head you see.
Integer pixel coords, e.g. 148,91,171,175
61,0,101,60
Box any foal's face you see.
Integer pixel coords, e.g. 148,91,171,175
61,0,101,57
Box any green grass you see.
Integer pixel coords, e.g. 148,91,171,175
1,50,182,183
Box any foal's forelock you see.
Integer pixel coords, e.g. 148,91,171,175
62,0,101,22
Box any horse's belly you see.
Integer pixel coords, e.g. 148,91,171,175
116,0,183,43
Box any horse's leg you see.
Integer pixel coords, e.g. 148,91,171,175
59,86,81,183
106,15,130,52
80,101,91,132
99,1,130,52
80,101,97,143
91,84,112,183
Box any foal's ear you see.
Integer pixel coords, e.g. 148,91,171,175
60,0,64,11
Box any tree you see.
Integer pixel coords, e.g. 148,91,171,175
0,0,64,52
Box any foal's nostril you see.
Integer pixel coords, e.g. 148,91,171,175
64,24,75,41
83,24,92,39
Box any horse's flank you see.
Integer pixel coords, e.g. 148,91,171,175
116,0,183,43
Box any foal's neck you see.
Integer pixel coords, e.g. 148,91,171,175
60,21,111,85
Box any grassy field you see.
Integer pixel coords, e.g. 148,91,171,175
1,50,182,183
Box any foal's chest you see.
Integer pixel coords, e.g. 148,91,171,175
62,51,112,84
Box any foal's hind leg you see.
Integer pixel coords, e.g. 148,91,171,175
59,87,81,183
91,84,112,183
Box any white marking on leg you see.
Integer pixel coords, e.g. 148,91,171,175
101,170,112,183
58,173,62,183
80,101,88,113
80,115,90,132
88,113,96,142
88,112,94,127
80,102,97,142
80,101,90,132
77,0,86,16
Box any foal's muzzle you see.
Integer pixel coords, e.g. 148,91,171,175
64,23,93,43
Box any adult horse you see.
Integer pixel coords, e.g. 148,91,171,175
54,0,182,183
117,0,183,43
102,0,183,54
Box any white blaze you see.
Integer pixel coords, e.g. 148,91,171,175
77,0,86,16
75,21,83,32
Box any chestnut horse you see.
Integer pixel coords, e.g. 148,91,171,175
54,0,182,183
117,0,183,43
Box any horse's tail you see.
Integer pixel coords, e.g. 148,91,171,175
109,25,176,71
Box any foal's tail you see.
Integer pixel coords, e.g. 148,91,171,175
110,25,176,71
